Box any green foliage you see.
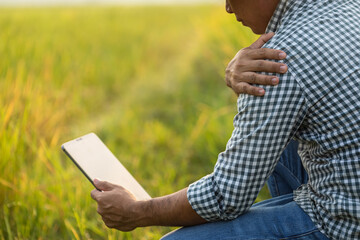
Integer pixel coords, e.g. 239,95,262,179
0,5,270,239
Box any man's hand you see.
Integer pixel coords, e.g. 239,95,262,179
225,32,288,96
91,180,206,231
91,179,145,231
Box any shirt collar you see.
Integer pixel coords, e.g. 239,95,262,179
266,0,289,33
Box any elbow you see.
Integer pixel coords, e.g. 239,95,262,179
217,197,252,221
212,181,254,221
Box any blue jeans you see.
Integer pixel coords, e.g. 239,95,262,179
162,141,329,240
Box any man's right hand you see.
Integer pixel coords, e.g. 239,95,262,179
225,32,288,96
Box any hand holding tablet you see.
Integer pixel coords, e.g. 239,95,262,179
61,133,151,200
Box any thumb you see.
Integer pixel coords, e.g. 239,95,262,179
93,179,115,191
249,32,275,49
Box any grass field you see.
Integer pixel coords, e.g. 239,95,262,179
0,5,270,239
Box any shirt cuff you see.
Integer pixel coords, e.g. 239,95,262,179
187,174,223,221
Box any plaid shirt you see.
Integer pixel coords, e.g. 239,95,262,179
187,0,360,239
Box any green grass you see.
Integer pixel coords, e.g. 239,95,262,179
0,5,270,239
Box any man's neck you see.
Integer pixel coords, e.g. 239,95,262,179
266,0,289,33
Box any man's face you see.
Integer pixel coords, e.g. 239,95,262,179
225,0,279,34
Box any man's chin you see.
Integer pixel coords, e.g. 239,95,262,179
236,19,266,35
249,25,266,35
251,29,265,35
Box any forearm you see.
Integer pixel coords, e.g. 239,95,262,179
138,188,207,227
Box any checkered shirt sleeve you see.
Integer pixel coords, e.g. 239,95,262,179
187,73,308,221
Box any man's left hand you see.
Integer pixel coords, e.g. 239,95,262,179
90,179,146,231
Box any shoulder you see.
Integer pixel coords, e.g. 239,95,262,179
263,0,360,103
268,1,360,50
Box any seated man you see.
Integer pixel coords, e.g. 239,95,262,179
91,0,360,239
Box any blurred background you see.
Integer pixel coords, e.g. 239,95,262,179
0,0,268,239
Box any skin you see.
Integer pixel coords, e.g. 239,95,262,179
225,32,288,96
91,180,206,231
91,0,285,231
225,0,280,34
225,0,287,96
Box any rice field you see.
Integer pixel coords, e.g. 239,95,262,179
0,5,269,239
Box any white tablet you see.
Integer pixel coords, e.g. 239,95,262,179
61,133,151,200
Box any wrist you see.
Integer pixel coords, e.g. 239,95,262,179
134,199,156,227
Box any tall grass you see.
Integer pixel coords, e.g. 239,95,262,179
0,5,268,239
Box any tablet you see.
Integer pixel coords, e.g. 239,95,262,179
61,133,151,200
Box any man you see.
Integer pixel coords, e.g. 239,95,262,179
91,0,360,239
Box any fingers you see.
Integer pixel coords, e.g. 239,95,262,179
249,32,275,49
232,83,266,96
91,189,101,201
101,215,136,231
241,59,287,73
224,32,288,96
227,73,281,96
236,72,279,86
94,179,115,191
91,180,117,201
245,48,286,61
